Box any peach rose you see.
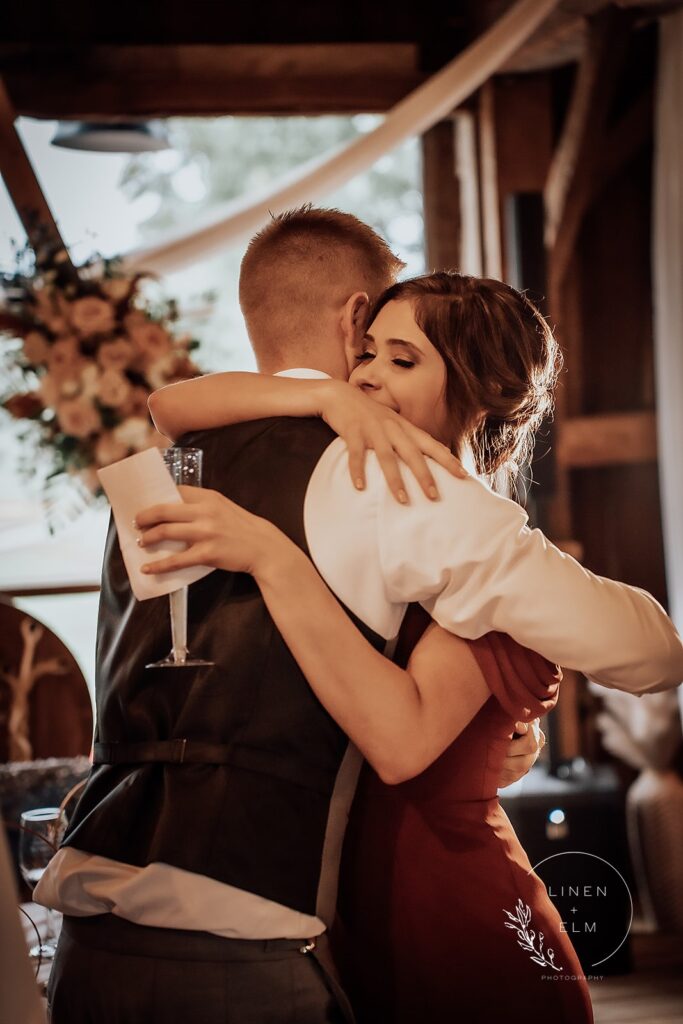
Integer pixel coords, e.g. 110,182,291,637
69,296,116,336
79,365,101,398
39,375,59,408
23,331,51,366
94,430,129,466
56,397,101,438
128,321,172,360
102,278,133,302
98,337,134,372
48,338,82,379
123,310,149,334
97,370,132,408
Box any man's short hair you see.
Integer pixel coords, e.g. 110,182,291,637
239,205,405,364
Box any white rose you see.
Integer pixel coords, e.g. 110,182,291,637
97,369,131,408
113,416,152,451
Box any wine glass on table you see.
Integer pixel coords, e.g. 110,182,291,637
19,807,66,960
146,447,214,669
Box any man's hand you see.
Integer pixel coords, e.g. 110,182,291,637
498,719,546,789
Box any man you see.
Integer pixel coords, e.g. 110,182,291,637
37,207,683,1023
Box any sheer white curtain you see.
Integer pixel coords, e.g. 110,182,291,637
653,10,683,721
121,0,559,275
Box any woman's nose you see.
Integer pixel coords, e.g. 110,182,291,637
358,378,381,392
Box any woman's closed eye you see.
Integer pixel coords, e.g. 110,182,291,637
355,351,415,369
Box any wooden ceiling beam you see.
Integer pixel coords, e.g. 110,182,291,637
557,412,658,468
0,44,424,117
0,75,74,270
544,8,636,293
596,87,653,190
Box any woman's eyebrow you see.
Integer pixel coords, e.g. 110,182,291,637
363,333,422,357
388,339,422,358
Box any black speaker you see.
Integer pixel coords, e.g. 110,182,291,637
500,761,634,976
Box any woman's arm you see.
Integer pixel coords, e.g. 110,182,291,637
149,372,467,502
149,372,327,440
135,486,490,784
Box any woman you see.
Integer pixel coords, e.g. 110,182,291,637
138,273,593,1022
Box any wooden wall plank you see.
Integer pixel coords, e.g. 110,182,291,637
478,80,502,280
544,6,633,278
558,412,658,468
421,120,461,272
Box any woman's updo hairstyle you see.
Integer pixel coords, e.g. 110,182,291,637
369,272,562,484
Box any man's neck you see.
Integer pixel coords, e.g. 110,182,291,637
257,344,348,381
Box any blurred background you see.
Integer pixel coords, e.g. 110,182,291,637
0,2,682,1019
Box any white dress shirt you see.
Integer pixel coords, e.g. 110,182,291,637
36,366,683,938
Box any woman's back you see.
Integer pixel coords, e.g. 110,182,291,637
332,605,593,1024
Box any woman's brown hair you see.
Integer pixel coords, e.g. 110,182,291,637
370,272,562,486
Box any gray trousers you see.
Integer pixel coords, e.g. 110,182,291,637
47,914,355,1024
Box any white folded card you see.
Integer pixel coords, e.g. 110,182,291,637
97,447,214,601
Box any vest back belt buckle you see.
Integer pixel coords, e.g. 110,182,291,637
171,738,188,763
298,939,316,955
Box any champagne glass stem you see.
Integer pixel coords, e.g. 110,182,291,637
169,587,188,664
44,907,56,945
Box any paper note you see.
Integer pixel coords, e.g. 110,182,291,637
97,447,213,601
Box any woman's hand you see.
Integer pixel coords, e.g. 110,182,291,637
498,720,546,788
135,486,294,578
319,380,468,503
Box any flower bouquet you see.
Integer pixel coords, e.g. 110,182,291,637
0,239,202,501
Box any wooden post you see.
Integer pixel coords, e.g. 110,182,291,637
421,119,461,272
478,81,503,280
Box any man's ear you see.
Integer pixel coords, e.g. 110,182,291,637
341,291,369,348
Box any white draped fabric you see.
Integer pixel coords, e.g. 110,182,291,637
653,10,683,722
121,0,559,274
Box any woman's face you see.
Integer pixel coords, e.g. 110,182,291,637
348,299,451,443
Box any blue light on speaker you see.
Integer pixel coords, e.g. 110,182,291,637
548,808,566,825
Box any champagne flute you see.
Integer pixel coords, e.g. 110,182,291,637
19,807,65,960
146,447,214,669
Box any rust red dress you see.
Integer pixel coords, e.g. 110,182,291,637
331,606,593,1024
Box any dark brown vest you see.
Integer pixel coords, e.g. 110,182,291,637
62,418,384,914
